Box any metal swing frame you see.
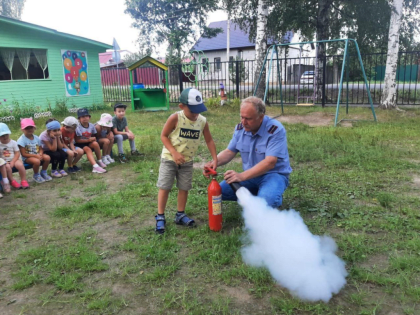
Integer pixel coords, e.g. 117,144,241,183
253,38,377,126
296,44,317,106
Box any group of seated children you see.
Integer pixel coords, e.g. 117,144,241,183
0,103,140,198
3,88,219,235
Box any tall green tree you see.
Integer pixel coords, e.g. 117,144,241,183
229,0,419,102
0,0,26,19
125,0,222,64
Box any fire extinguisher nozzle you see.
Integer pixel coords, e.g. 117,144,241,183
229,182,242,192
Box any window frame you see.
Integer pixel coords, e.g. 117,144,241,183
0,47,50,82
214,57,221,71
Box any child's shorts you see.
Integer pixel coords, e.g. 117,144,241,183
157,158,193,191
76,143,93,150
62,147,82,153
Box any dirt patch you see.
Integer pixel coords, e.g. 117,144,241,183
412,175,420,189
359,253,390,271
274,112,357,127
275,112,334,127
223,285,253,304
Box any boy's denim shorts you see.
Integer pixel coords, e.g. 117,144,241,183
157,158,193,191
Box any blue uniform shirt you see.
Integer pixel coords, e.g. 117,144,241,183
227,116,292,176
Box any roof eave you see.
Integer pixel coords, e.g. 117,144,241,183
0,15,112,49
127,56,168,71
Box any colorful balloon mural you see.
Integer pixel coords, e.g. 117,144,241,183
61,50,89,96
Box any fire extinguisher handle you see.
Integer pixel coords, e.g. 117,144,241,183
203,166,217,176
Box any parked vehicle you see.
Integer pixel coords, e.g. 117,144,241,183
300,71,314,84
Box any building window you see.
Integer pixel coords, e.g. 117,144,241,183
202,58,209,72
0,48,49,81
237,50,243,60
214,57,221,71
229,56,234,70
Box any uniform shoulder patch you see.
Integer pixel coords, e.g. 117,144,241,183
236,123,244,130
268,125,278,134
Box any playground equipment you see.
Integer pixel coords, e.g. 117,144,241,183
254,38,377,126
296,44,317,106
182,50,209,86
128,56,169,111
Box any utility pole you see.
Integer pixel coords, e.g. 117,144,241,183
227,16,230,62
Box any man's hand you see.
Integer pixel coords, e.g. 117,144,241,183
127,131,135,140
89,137,96,142
36,153,43,160
224,170,244,184
172,152,185,165
10,161,15,168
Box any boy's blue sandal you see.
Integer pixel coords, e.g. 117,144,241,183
175,213,195,227
155,214,166,234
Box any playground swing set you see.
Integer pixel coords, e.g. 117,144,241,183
254,38,377,126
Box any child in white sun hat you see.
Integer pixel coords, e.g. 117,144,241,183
155,88,218,234
95,113,115,164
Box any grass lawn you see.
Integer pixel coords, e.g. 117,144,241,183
1,103,420,314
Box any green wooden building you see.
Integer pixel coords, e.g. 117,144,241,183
0,15,112,112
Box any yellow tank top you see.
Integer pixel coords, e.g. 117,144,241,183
161,111,206,162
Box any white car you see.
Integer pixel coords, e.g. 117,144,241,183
300,71,314,84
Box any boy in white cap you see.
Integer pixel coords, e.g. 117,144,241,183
155,88,218,234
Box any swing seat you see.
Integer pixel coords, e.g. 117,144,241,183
296,103,314,107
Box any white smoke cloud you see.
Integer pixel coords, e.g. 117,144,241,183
236,187,347,302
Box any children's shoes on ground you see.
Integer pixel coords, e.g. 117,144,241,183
107,156,115,163
33,174,46,184
73,165,81,172
175,212,195,227
1,182,11,193
102,157,111,165
10,180,22,189
59,170,68,176
40,172,52,181
51,170,62,178
92,166,106,174
155,214,166,234
118,153,127,163
21,180,29,189
97,160,107,168
131,150,144,156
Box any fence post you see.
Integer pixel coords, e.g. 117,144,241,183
235,60,240,98
178,65,184,93
322,54,326,107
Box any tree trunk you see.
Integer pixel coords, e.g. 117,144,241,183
381,0,403,109
253,0,268,101
316,0,333,104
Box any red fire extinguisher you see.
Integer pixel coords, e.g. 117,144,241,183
204,167,222,231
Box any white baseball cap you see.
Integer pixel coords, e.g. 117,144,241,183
179,88,207,113
61,116,78,127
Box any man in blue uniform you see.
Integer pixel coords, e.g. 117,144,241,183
205,96,292,207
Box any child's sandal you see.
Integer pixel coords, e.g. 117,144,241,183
155,214,166,234
175,213,195,227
